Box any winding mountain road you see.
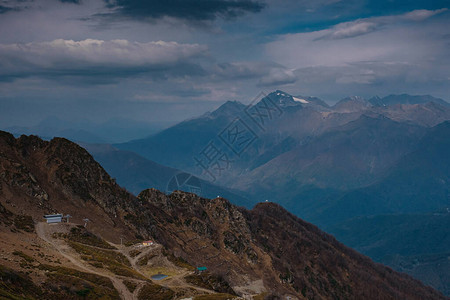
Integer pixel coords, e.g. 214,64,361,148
36,222,135,300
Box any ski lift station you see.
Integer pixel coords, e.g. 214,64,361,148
44,214,63,224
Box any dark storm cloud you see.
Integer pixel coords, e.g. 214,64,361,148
0,62,206,86
0,39,208,84
0,1,25,14
0,5,12,14
104,0,265,21
59,0,81,4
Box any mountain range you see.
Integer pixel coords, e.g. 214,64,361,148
114,91,450,220
109,90,450,295
115,91,450,177
4,116,173,144
0,131,447,299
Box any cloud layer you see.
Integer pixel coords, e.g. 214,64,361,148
0,39,208,82
103,0,265,21
265,8,450,99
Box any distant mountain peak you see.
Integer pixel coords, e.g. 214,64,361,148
274,89,289,95
358,112,392,122
333,96,371,112
377,94,450,107
223,100,242,106
341,95,368,103
260,90,328,110
264,90,301,108
209,100,246,118
369,95,384,106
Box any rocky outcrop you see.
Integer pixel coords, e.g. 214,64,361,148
136,188,446,299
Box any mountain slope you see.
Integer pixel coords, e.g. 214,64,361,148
0,131,136,242
331,121,450,222
136,189,446,299
374,94,450,107
0,131,446,299
329,212,450,295
115,101,247,171
333,96,371,113
234,114,426,193
83,143,253,207
372,101,450,127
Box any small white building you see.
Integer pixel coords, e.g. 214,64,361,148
44,214,63,224
142,240,154,246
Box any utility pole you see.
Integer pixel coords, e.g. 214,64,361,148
120,235,124,246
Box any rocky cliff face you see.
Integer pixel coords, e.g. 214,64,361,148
0,131,136,242
0,131,446,299
134,188,445,299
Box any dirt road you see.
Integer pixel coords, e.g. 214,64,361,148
36,222,135,300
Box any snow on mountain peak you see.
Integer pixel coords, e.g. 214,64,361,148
293,96,309,104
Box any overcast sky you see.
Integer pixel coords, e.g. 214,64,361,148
0,0,449,127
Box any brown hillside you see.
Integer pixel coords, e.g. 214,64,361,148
136,189,446,299
0,131,136,242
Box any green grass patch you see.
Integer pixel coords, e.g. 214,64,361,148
185,273,235,295
137,283,174,300
136,253,157,266
0,265,43,299
88,262,104,268
253,292,268,300
68,241,146,280
40,264,114,287
108,265,147,280
67,226,116,249
12,250,35,263
129,249,142,258
68,241,129,266
143,266,178,278
124,239,142,247
123,280,138,293
45,271,119,299
1,262,119,299
194,294,236,300
162,249,195,271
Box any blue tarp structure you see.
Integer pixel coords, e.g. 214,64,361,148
197,267,207,271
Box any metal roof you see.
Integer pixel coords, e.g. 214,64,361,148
44,214,63,218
